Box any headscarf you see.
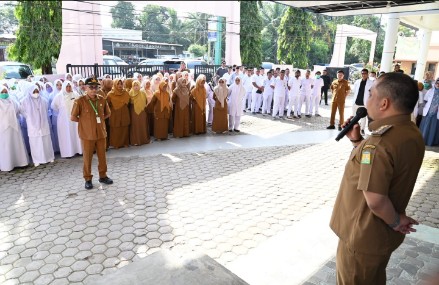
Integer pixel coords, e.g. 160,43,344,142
214,78,228,108
77,78,86,96
156,72,164,80
230,77,246,100
191,75,207,110
129,80,147,115
124,78,133,92
61,80,78,114
54,79,63,93
0,85,20,133
26,85,45,131
65,73,73,81
153,81,170,112
142,80,154,106
151,75,161,93
173,78,190,110
108,78,130,110
101,78,113,97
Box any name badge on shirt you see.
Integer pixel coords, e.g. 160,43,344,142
96,117,101,124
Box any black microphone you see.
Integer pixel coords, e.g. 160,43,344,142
335,107,368,141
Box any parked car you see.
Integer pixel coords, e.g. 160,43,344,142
102,55,128,76
0,61,34,80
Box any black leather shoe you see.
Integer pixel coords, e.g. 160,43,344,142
85,180,93,190
326,125,335,129
99,177,113,184
338,125,342,131
234,129,240,132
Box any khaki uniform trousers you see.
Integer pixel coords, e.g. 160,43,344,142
336,240,391,285
330,100,346,126
81,138,107,181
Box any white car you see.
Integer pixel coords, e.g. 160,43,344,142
0,61,34,80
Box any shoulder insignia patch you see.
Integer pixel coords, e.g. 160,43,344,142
363,144,376,149
372,125,392,136
361,149,372,164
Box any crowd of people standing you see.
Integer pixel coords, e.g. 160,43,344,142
1,62,438,173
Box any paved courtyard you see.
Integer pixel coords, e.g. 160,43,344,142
0,100,438,285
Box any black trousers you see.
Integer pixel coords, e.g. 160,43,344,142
321,87,329,105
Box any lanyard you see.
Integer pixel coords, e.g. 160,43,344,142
88,99,99,116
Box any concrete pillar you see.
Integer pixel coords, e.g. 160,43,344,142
56,1,103,75
329,25,347,67
225,1,241,66
414,28,432,81
380,13,400,72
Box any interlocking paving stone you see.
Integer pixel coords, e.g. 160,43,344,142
0,98,438,284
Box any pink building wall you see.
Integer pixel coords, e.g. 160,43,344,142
56,1,103,75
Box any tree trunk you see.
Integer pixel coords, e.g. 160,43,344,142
42,63,53,75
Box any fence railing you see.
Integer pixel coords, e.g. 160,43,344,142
66,64,223,82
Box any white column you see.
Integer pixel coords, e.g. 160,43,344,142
225,1,241,65
329,24,347,67
56,1,103,74
414,28,432,81
380,13,400,72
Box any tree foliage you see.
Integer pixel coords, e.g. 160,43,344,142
240,1,263,67
0,2,18,34
110,1,136,30
188,44,206,57
260,2,285,63
8,1,62,74
277,7,314,68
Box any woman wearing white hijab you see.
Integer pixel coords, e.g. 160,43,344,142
227,76,246,132
51,80,82,158
19,84,54,167
44,81,60,153
0,85,29,171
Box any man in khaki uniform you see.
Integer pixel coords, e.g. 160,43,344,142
330,72,425,285
327,70,350,131
71,76,113,190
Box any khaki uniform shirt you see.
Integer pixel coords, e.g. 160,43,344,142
71,94,111,141
330,114,424,255
330,79,350,102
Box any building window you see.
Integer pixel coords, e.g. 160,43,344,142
428,63,436,74
411,63,416,75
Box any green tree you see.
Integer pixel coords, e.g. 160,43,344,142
188,44,206,57
8,1,61,74
185,12,210,46
139,5,182,44
347,15,384,64
277,7,314,68
308,39,330,66
0,2,18,34
110,1,136,29
240,1,263,67
260,2,285,63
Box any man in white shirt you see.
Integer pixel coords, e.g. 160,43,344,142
309,71,324,117
299,70,313,118
352,68,374,134
241,69,254,112
287,70,301,119
270,70,288,119
221,66,233,86
262,70,274,115
284,68,291,112
251,67,264,114
228,66,241,86
369,71,377,81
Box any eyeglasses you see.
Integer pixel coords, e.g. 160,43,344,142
88,86,98,90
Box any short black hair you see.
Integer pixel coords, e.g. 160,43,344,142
371,71,377,75
280,70,285,73
374,72,419,114
267,71,272,74
361,68,369,73
315,71,321,75
337,70,344,74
